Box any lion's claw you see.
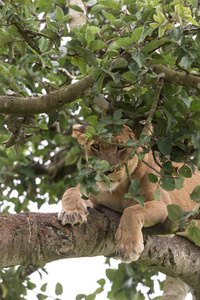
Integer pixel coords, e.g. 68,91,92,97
115,241,144,263
58,209,87,226
116,244,140,263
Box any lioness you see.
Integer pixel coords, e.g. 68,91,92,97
58,124,200,263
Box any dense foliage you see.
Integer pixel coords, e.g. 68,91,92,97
0,0,200,298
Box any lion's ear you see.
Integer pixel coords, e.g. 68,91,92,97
123,125,137,140
72,124,88,145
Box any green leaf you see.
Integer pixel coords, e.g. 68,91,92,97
143,37,170,52
138,134,151,146
93,73,105,96
111,58,128,70
0,148,8,158
109,37,133,50
89,26,100,34
62,14,72,22
129,179,141,195
89,40,108,51
103,69,120,83
59,113,67,133
180,55,193,70
124,139,137,147
158,25,167,38
48,111,59,127
40,283,47,292
188,226,200,246
190,185,200,202
56,6,64,22
186,16,199,26
55,282,63,296
97,0,121,10
46,17,58,31
38,38,48,52
134,195,144,207
71,57,87,75
161,177,175,191
38,123,48,130
68,4,84,12
179,165,192,178
148,173,158,183
85,51,98,68
27,281,36,290
131,50,148,68
154,187,161,201
96,173,110,188
190,100,200,112
85,126,96,138
167,204,184,221
153,10,166,23
86,115,99,127
94,160,110,171
76,294,86,300
174,174,184,190
157,135,173,155
104,12,115,24
113,109,122,121
170,27,183,41
132,27,144,43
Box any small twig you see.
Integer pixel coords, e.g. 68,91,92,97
140,72,165,135
12,22,42,55
125,163,131,180
58,68,75,80
162,0,174,23
64,108,83,124
140,155,179,179
152,149,162,169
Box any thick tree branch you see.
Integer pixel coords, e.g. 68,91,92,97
0,74,94,115
0,208,200,299
153,64,200,89
122,51,200,88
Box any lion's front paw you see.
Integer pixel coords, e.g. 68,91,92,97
115,227,144,263
116,240,144,263
58,208,87,226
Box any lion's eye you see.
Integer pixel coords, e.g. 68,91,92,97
91,143,100,151
117,146,126,152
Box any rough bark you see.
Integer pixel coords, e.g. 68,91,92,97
0,74,94,115
153,64,200,89
0,208,200,299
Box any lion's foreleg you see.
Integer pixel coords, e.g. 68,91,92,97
116,200,168,263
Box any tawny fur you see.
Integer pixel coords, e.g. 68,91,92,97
58,124,200,263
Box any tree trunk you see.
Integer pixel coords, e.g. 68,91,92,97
68,0,87,27
0,208,200,299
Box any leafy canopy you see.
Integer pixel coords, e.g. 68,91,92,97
0,0,200,299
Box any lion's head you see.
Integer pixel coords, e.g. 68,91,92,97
72,124,139,191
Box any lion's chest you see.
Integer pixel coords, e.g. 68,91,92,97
89,181,138,212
